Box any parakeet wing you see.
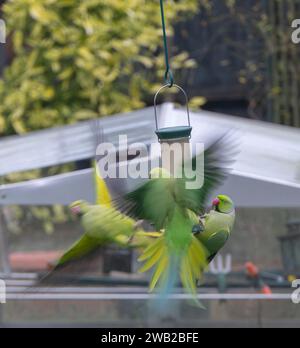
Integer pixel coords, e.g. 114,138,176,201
180,131,237,213
117,131,237,229
121,178,177,229
56,234,100,267
204,230,229,256
94,160,112,207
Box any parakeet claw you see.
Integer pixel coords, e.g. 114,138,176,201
192,224,204,235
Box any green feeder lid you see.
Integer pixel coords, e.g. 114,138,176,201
155,126,192,141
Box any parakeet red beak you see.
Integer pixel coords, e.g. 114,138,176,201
212,198,220,207
71,206,81,216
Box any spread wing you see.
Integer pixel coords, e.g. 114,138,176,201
56,234,100,267
116,131,238,230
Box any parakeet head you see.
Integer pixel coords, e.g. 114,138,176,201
212,195,234,214
149,167,171,179
69,200,89,216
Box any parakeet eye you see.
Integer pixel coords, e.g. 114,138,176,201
192,224,204,235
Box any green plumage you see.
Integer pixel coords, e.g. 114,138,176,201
55,201,147,267
116,132,237,300
48,132,237,303
198,208,235,260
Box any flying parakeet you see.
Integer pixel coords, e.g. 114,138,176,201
115,132,237,300
48,120,159,271
50,175,160,270
54,200,145,268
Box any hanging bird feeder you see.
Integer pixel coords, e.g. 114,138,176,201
155,0,192,173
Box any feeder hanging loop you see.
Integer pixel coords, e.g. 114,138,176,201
154,1,192,144
160,0,174,87
154,84,192,142
154,84,191,131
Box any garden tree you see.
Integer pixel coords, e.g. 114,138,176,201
0,0,201,234
0,0,200,135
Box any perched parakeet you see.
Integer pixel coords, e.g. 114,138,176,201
115,132,237,300
195,194,235,263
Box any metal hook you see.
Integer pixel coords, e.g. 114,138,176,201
154,84,191,132
165,70,174,88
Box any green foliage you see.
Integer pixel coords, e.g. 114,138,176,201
0,0,199,235
0,0,199,135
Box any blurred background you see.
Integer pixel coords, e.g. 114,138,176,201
0,0,300,328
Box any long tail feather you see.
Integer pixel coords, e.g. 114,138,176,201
138,232,208,304
139,245,165,273
138,237,164,262
149,253,169,292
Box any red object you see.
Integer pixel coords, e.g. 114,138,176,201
9,251,62,271
245,262,259,278
261,285,272,295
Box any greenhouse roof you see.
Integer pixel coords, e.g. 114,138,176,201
0,103,299,207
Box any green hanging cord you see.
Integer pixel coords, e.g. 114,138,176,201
160,0,174,87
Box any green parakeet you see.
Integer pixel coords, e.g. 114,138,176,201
54,201,164,271
42,122,159,279
48,172,161,275
50,129,158,270
115,132,237,299
196,194,235,263
55,200,144,267
50,172,158,271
